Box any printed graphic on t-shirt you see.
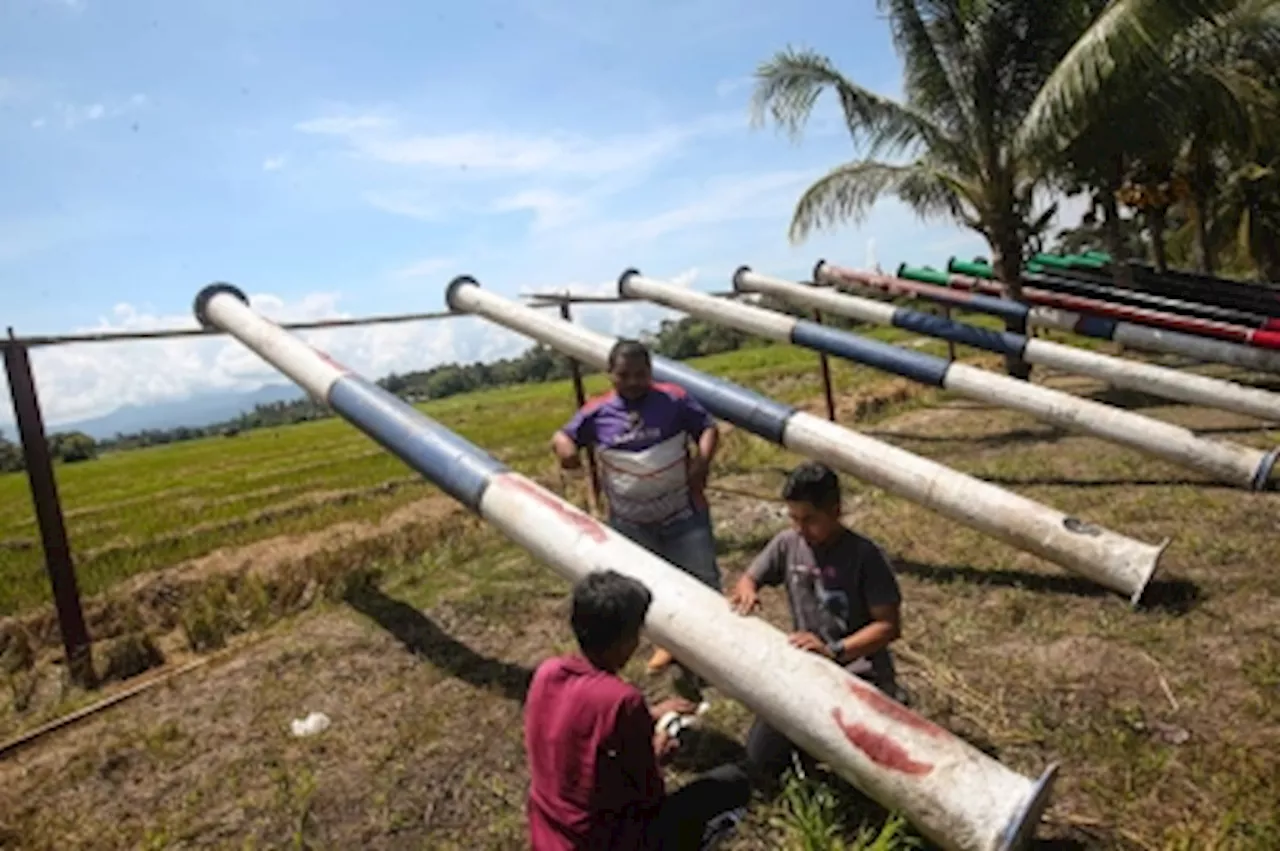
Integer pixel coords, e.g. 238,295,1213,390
598,433,691,525
786,563,850,642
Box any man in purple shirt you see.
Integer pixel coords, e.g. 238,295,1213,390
552,339,721,677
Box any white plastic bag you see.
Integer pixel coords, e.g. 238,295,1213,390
290,711,331,737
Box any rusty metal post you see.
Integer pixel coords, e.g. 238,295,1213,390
942,305,958,362
3,329,95,688
557,300,602,516
810,309,837,421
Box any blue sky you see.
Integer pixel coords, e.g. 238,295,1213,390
0,0,1072,428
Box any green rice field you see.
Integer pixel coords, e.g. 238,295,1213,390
0,332,948,616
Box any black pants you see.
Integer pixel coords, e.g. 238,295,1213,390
747,680,906,785
745,718,816,784
648,764,751,850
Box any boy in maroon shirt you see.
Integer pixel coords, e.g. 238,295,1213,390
524,570,750,850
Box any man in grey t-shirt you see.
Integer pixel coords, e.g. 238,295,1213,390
729,462,903,783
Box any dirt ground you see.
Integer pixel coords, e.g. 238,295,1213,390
1,366,1278,850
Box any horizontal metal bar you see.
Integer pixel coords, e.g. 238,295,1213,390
524,288,739,305
4,288,690,349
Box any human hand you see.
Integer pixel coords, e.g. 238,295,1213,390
789,631,834,659
651,697,698,722
728,579,759,615
687,455,710,489
653,729,680,764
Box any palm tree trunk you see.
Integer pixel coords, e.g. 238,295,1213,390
1191,188,1216,277
1147,207,1169,273
1188,139,1217,277
991,233,1032,380
1099,184,1136,289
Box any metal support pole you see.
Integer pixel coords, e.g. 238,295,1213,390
3,329,94,688
942,305,957,362
558,299,601,516
811,308,837,421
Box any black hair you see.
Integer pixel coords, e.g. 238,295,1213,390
782,461,841,510
571,570,653,654
607,339,651,371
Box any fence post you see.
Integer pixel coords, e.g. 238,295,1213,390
3,330,95,688
810,309,837,421
557,299,602,516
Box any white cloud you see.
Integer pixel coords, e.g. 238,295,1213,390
493,189,586,231
363,191,443,221
262,156,287,172
1,76,41,106
0,291,533,430
296,109,739,179
715,77,751,99
295,114,394,136
390,257,458,280
55,93,148,130
30,117,46,130
611,170,815,245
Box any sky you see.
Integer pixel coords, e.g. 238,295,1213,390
0,0,1077,431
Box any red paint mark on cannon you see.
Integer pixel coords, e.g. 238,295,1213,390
845,679,946,739
501,474,608,542
312,347,352,374
831,709,932,776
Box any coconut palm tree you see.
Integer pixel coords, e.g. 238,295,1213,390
1213,156,1280,281
751,0,1272,374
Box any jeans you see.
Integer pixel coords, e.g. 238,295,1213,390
608,510,722,591
648,764,751,851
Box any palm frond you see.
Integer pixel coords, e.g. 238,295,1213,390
750,48,973,168
787,160,975,243
877,0,975,138
1015,0,1253,153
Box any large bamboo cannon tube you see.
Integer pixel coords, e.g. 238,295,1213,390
618,271,1277,493
828,262,1280,375
444,276,1168,604
196,281,1059,851
734,267,1280,424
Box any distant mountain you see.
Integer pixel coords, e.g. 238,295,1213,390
28,384,307,440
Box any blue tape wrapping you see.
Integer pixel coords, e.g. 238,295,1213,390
891,309,1028,359
1075,315,1119,340
329,375,506,511
963,292,1030,324
792,321,950,388
650,359,795,445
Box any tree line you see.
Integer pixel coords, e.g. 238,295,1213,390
0,430,98,473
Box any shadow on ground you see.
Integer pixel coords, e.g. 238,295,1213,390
894,559,1203,614
1086,386,1191,410
345,585,534,703
864,427,1071,448
980,474,1222,489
